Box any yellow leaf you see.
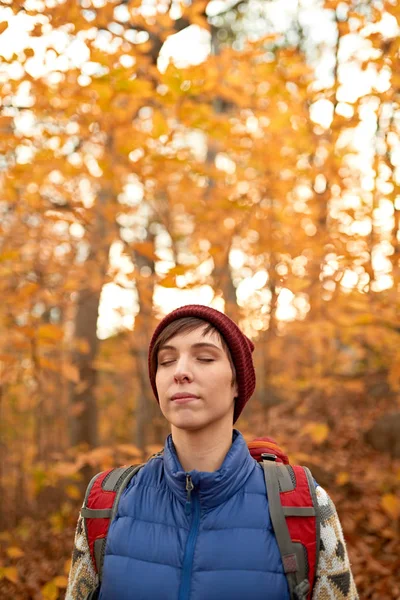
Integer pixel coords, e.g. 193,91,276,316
0,22,8,34
49,512,66,534
381,493,400,520
152,110,169,138
323,0,340,8
64,558,72,574
41,580,58,600
336,472,350,486
38,324,64,342
157,273,177,288
6,547,24,559
53,575,68,588
0,249,19,261
303,422,329,445
354,314,374,325
18,282,39,299
3,566,19,584
65,485,81,500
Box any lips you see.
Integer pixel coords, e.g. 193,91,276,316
171,393,199,400
171,393,199,404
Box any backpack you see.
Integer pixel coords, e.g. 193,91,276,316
80,437,320,600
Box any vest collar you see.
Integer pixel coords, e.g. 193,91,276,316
162,429,256,509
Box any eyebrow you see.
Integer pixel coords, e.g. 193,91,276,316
158,342,221,352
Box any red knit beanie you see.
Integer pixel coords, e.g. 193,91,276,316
148,304,256,423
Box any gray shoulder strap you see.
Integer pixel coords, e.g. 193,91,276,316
262,460,311,600
81,464,145,581
303,466,320,583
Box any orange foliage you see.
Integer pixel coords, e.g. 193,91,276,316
0,0,399,598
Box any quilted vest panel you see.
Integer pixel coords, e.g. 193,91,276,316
99,430,290,600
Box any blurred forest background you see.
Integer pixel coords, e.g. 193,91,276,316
0,0,399,598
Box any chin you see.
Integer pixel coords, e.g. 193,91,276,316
170,418,207,431
166,412,211,432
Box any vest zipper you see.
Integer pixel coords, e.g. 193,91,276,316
185,473,194,515
179,474,200,600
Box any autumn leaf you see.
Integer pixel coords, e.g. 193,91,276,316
323,0,341,10
1,3,400,599
65,484,81,500
53,575,68,588
152,110,169,138
0,249,19,261
17,282,39,300
0,566,19,584
0,22,8,34
41,580,58,600
38,324,64,342
64,559,72,574
157,273,177,288
6,546,24,559
303,423,330,445
336,472,350,486
381,494,400,520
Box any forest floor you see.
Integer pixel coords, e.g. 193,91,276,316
1,386,399,599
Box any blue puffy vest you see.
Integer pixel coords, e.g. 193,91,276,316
99,429,291,600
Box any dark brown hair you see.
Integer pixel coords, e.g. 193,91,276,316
149,317,237,388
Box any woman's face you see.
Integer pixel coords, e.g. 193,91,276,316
155,325,238,432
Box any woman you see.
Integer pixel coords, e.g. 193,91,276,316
66,304,358,599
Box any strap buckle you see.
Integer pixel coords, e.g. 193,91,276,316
261,452,277,461
293,579,310,600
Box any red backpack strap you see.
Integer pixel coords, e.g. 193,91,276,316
261,457,319,600
81,464,145,582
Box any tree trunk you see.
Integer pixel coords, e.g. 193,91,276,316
69,287,101,449
68,188,113,487
129,229,160,452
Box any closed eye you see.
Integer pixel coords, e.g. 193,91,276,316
159,358,215,366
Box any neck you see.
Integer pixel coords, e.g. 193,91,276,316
171,420,234,473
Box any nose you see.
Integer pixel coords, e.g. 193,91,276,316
173,356,193,383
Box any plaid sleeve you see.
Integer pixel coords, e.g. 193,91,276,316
65,507,98,600
312,486,358,600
